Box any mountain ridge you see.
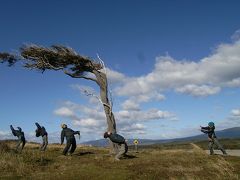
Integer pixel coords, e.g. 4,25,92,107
83,127,240,147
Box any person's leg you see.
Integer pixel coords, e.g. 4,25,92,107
16,137,22,152
115,143,126,160
40,136,45,151
124,143,128,155
213,138,227,155
41,135,48,151
63,140,71,155
21,138,25,151
69,138,76,154
208,141,214,155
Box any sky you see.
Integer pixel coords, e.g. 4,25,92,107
0,0,240,143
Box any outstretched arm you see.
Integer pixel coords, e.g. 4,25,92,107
201,129,209,134
74,131,80,135
201,126,209,130
10,125,14,131
35,122,41,129
10,125,17,136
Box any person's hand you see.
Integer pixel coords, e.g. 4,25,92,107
208,137,213,142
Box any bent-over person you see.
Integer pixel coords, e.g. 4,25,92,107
104,132,128,161
10,125,26,153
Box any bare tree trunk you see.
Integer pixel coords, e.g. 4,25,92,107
93,70,118,153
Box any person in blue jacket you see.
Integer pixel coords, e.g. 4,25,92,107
104,131,128,161
61,124,80,156
200,122,227,155
10,125,26,153
35,122,48,151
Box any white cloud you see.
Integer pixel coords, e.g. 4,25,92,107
121,99,140,111
231,109,240,116
54,100,176,138
54,107,75,118
115,39,240,97
231,29,240,41
217,108,240,130
175,84,221,97
117,109,175,122
121,92,165,110
105,67,126,84
120,123,146,135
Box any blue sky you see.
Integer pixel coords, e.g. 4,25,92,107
1,0,240,143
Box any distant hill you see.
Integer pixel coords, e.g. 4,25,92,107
83,127,240,147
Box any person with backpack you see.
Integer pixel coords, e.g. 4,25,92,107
60,124,80,156
10,125,26,153
200,122,227,155
35,122,48,151
103,131,128,161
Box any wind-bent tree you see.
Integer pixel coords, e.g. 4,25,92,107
0,45,117,150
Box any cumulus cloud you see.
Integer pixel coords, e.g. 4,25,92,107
0,131,12,139
54,100,175,138
54,107,75,118
115,39,240,97
121,92,165,110
217,108,240,130
120,123,146,135
231,29,240,41
231,109,240,116
105,67,126,84
117,109,175,122
175,84,221,97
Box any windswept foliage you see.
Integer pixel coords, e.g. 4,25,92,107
0,45,102,76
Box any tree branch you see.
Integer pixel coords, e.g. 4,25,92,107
64,70,98,83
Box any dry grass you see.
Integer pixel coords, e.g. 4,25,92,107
0,141,239,179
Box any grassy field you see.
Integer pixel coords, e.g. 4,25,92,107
1,140,240,179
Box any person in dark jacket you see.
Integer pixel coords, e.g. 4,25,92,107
35,122,48,151
104,131,128,161
10,125,26,152
61,124,80,156
200,122,227,155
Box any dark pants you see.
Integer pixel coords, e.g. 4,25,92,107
63,138,76,155
16,136,25,152
209,138,227,155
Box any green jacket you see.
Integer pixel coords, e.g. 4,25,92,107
109,133,125,144
61,128,80,144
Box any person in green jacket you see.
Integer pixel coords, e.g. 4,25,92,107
10,125,26,153
104,131,128,161
61,124,80,156
200,122,227,155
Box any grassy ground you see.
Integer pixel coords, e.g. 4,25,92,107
1,141,240,179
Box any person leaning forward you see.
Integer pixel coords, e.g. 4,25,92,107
104,131,128,161
35,122,48,151
200,122,227,155
10,125,26,153
60,124,80,156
